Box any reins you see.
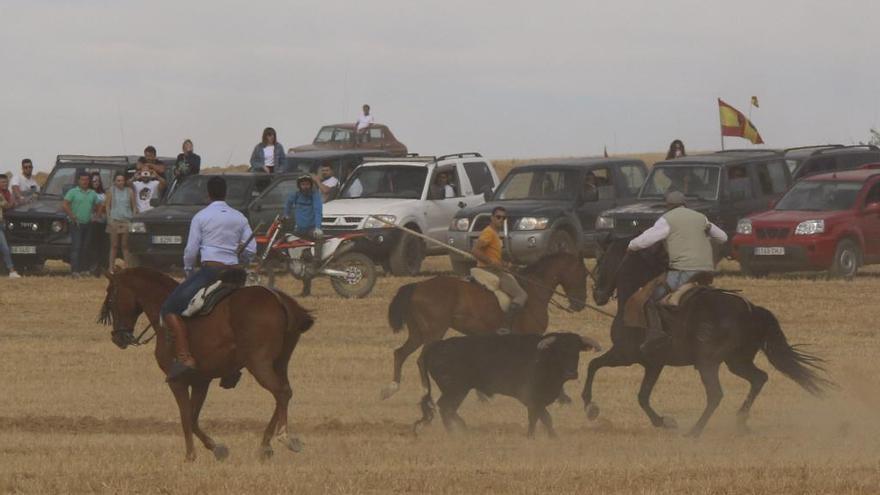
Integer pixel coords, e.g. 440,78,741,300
509,266,615,319
128,322,156,346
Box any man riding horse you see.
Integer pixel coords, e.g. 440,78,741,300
626,190,727,355
161,176,257,381
471,206,528,333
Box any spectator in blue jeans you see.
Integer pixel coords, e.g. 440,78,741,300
0,174,21,278
62,172,100,278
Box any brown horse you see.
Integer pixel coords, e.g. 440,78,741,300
98,267,314,462
381,253,588,399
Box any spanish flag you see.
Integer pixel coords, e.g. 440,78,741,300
718,98,764,144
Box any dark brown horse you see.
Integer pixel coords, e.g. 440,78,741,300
98,267,314,461
381,253,588,400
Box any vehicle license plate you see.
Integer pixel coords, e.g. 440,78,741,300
152,235,182,245
755,247,785,256
10,245,36,255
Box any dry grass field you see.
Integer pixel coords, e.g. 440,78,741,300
1,257,880,494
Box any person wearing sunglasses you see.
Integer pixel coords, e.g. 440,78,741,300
11,158,40,204
471,206,527,333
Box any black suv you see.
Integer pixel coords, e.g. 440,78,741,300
786,145,880,180
596,150,793,254
447,157,648,273
4,155,173,272
128,173,273,268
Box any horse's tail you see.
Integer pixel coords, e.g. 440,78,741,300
388,283,418,333
755,305,833,396
272,289,315,334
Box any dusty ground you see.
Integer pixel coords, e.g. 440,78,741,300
1,258,879,494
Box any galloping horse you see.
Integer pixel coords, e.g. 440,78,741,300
582,236,833,436
98,267,314,461
382,252,588,399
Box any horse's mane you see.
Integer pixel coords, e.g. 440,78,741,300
97,267,179,326
521,251,580,276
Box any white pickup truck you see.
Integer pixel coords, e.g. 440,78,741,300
321,153,500,275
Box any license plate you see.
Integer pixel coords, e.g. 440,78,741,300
755,247,785,256
10,245,36,255
151,235,182,245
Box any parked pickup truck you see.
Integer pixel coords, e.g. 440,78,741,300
128,173,273,268
595,150,793,256
317,153,500,275
446,157,647,274
5,154,172,273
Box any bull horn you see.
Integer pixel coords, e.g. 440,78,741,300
537,336,557,350
580,335,602,352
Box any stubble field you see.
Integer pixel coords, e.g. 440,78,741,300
2,257,880,494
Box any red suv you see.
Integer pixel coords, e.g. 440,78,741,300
732,167,880,277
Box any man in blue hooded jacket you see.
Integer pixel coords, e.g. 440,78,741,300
283,174,323,295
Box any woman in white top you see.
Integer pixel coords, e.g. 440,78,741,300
249,127,287,173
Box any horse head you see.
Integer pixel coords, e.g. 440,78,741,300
592,234,667,306
98,269,144,349
534,252,587,312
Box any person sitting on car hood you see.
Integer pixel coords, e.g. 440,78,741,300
283,174,324,296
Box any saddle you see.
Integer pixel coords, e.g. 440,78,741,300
469,267,511,312
182,268,247,318
623,272,715,329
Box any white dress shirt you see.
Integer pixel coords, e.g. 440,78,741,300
184,201,256,271
628,216,728,251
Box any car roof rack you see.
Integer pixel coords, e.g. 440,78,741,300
714,149,778,154
784,144,844,153
812,144,880,155
362,156,437,163
437,152,482,161
56,155,134,165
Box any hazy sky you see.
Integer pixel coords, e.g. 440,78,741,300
1,0,879,172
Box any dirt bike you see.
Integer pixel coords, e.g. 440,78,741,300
248,215,377,298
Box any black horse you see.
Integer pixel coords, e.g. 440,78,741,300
581,236,833,437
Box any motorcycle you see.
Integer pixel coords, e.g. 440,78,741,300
248,215,377,298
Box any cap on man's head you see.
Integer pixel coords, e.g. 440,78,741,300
665,191,686,206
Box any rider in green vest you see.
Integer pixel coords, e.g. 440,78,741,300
627,191,728,355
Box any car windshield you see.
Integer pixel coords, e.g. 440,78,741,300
339,165,427,199
314,127,353,144
774,181,862,211
168,176,251,207
641,165,720,200
42,166,117,197
494,169,580,201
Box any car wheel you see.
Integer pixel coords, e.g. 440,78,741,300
830,239,860,279
548,230,576,255
451,257,475,276
388,232,425,276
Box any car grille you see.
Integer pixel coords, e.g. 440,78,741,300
470,214,520,232
147,224,189,236
612,217,655,235
756,227,789,240
5,219,50,241
322,215,364,230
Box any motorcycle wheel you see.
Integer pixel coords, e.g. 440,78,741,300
329,252,377,298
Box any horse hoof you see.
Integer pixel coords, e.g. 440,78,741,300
585,403,600,421
184,452,196,463
213,444,229,461
285,437,304,453
259,447,274,462
683,428,702,438
661,417,678,429
380,382,400,400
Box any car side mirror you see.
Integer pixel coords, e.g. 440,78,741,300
149,198,160,207
865,202,880,214
481,185,494,202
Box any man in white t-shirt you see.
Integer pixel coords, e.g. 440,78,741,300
132,168,164,213
355,104,374,143
11,159,40,204
313,162,340,202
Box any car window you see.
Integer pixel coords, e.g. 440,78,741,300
315,127,335,143
429,167,460,199
256,179,296,207
463,162,495,194
755,161,789,195
642,165,720,200
801,157,836,177
775,181,862,211
339,165,428,199
588,168,616,200
865,182,880,205
168,176,251,207
368,128,384,140
333,128,353,143
617,164,646,197
496,169,579,201
840,153,880,171
43,166,117,197
725,165,753,200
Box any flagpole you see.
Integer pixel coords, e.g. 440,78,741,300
718,97,725,150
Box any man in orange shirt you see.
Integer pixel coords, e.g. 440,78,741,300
472,206,527,332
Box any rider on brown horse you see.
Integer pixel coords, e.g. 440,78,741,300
627,190,727,355
471,206,528,333
160,176,256,381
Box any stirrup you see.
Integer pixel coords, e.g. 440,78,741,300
166,359,197,382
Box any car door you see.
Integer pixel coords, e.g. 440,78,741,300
424,164,466,246
576,166,617,235
861,180,880,258
248,177,297,229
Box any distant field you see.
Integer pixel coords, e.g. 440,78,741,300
1,258,879,493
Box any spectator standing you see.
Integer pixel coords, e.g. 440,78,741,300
283,175,324,296
170,139,201,194
666,140,687,160
133,160,165,213
312,162,340,202
0,174,14,209
11,159,40,204
86,172,108,274
0,174,21,278
106,172,136,271
355,104,374,142
249,127,287,173
62,172,100,278
144,145,167,178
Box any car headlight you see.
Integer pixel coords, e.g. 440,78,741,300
595,215,615,230
450,217,470,231
736,219,753,235
6,221,13,231
51,220,65,233
794,219,824,235
515,217,549,231
130,222,146,233
363,215,397,229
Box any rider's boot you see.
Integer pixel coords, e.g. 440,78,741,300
498,303,523,335
639,301,670,358
165,314,197,381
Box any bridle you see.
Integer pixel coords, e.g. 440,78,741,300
103,283,156,348
510,257,615,318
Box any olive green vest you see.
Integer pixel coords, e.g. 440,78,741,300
662,207,715,272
